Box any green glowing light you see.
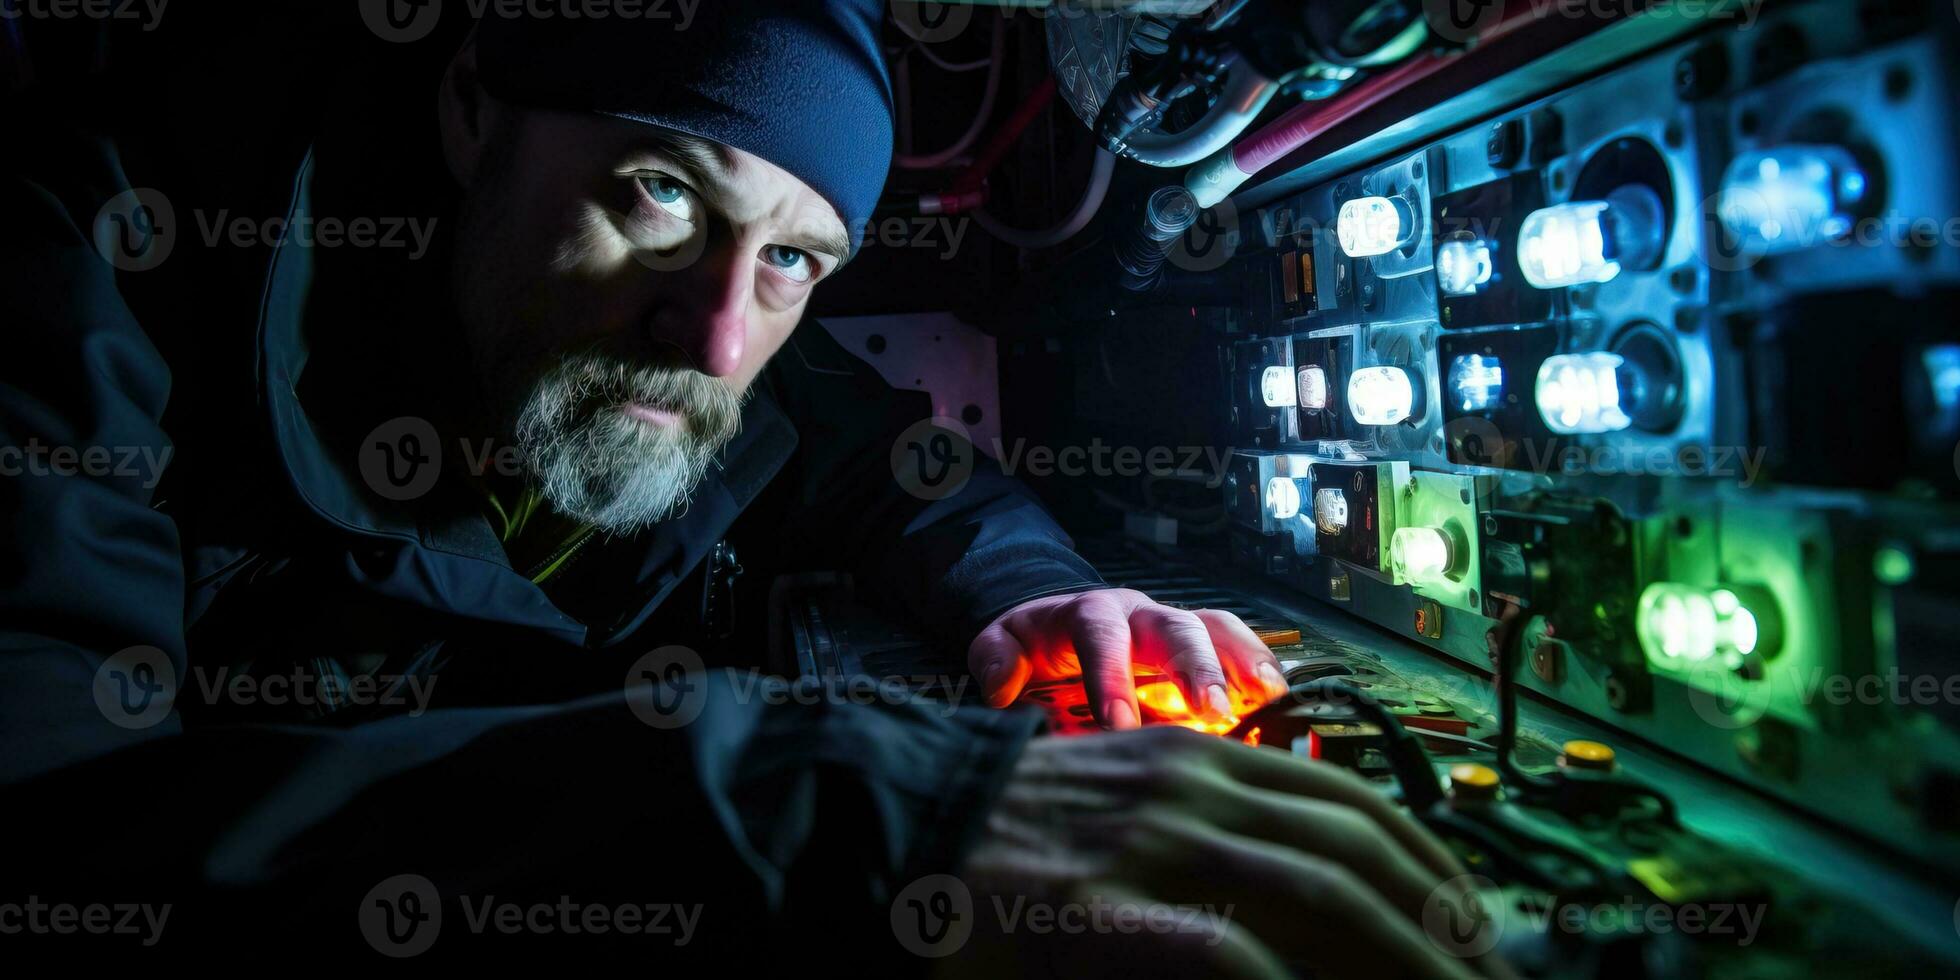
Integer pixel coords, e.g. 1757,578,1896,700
1873,546,1915,585
1637,583,1777,668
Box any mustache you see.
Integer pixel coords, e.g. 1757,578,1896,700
538,351,746,431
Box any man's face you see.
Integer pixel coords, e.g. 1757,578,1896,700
448,108,851,533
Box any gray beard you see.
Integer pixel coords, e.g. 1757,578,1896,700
514,353,745,535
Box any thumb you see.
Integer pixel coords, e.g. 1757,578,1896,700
969,622,1033,708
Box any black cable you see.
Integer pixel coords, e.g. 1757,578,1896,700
1285,677,1447,811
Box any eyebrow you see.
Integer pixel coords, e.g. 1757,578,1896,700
640,131,854,265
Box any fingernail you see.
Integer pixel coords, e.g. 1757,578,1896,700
1205,684,1233,721
1104,699,1139,730
1257,662,1289,697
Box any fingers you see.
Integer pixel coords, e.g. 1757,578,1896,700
1044,883,1292,980
1193,608,1291,709
1121,816,1481,980
1216,740,1469,882
1128,604,1234,723
1067,592,1142,730
1225,790,1448,926
969,620,1035,709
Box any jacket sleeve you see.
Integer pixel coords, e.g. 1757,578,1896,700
0,112,1042,965
758,322,1108,652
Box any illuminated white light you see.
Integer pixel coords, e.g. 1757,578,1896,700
1261,365,1297,408
1636,583,1774,668
1535,352,1630,435
1925,345,1960,413
1338,195,1412,257
1390,526,1454,584
1265,477,1301,520
1518,200,1618,289
1436,238,1494,296
1314,488,1348,535
1718,145,1867,255
1448,354,1504,413
1348,365,1417,426
1297,365,1329,411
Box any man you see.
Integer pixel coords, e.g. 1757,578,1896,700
0,2,1483,973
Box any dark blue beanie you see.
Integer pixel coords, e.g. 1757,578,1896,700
475,0,893,253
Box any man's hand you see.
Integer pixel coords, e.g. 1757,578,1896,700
969,588,1291,729
953,728,1499,979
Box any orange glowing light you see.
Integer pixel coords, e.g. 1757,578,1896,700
1244,726,1262,747
1134,679,1240,735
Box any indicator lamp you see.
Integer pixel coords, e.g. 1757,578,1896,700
1264,477,1301,520
1337,195,1414,258
1718,145,1868,255
1636,583,1781,669
1448,354,1504,413
1348,365,1419,426
1313,488,1348,535
1436,237,1493,296
1517,186,1664,289
1297,365,1329,411
1535,352,1631,435
1389,526,1457,585
1260,365,1297,408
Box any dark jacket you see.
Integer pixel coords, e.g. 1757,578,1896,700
0,34,1101,962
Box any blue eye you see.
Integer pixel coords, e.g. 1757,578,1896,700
637,176,695,222
765,245,814,284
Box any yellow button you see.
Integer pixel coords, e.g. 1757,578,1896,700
1449,763,1500,799
1561,740,1616,769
